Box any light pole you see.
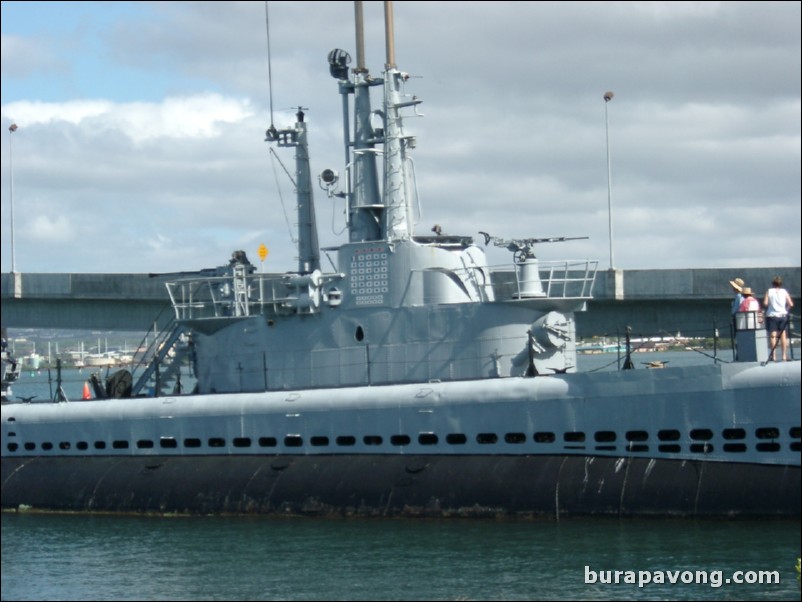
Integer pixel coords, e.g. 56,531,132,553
603,91,614,270
8,123,18,274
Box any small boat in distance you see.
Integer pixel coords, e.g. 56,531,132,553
1,1,799,518
21,352,41,371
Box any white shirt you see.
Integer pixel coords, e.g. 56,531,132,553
765,288,790,317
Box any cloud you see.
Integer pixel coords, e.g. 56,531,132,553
2,94,255,143
1,34,67,78
0,1,799,274
27,213,74,244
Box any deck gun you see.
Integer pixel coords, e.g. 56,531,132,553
479,232,588,298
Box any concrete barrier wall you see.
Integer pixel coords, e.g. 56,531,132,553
594,267,799,300
2,267,800,336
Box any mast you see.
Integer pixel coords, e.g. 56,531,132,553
266,109,320,274
265,1,319,275
293,109,320,273
346,1,382,242
381,0,417,242
329,1,419,244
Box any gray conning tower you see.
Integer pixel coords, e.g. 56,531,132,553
320,1,499,311
163,0,598,395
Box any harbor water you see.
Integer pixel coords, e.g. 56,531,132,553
3,352,800,601
2,513,800,601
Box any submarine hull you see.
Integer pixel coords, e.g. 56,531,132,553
3,454,798,517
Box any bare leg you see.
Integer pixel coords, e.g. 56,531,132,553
780,330,788,361
769,332,779,361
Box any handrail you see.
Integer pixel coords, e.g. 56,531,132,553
489,259,599,300
164,259,599,319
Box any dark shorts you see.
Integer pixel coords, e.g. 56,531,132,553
765,315,788,334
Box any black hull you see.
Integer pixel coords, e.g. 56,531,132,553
2,454,799,517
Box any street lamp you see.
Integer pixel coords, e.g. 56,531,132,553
8,123,18,274
603,91,614,270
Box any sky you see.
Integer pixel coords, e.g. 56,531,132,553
1,0,800,275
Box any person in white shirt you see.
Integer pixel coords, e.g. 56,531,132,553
763,276,794,361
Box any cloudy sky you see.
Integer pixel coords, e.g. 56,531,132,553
1,0,800,275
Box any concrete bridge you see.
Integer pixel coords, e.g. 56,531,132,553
2,267,800,340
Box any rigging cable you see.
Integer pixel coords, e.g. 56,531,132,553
269,148,298,244
264,2,295,244
264,1,275,130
